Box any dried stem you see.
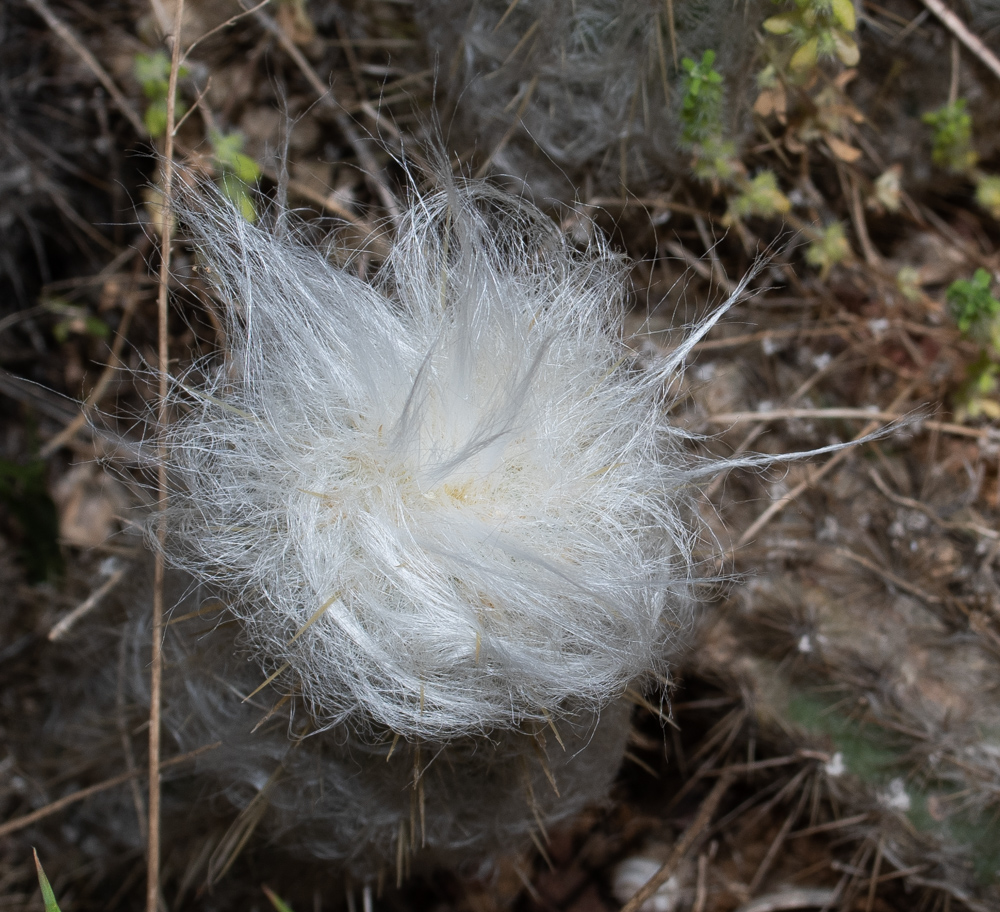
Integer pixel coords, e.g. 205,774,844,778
620,773,734,912
24,0,146,136
147,2,184,910
0,742,220,840
919,0,1000,85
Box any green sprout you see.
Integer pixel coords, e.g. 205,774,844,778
210,130,262,223
946,270,1000,419
728,170,792,220
679,50,725,147
33,850,63,912
975,174,1000,220
947,269,1000,343
134,51,189,139
678,51,744,185
263,886,296,912
805,222,850,279
762,0,859,76
922,100,977,175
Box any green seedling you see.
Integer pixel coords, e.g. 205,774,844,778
947,269,1000,344
211,130,262,223
805,222,850,279
922,100,977,175
763,0,859,76
33,850,63,912
679,50,725,148
679,51,740,183
728,170,791,220
134,51,189,139
975,174,1000,220
946,269,1000,419
678,51,750,188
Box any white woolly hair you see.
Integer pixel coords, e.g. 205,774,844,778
122,592,632,880
161,176,746,742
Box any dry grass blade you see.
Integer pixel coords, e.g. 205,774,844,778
733,889,839,912
23,0,145,136
207,767,283,886
147,3,184,910
0,742,221,839
619,772,734,912
918,0,1000,83
735,383,917,548
48,567,125,641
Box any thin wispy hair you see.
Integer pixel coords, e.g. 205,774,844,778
120,593,631,880
417,0,767,196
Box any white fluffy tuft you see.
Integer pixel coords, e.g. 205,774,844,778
163,179,716,741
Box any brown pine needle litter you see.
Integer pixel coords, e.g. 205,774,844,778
3,0,1000,911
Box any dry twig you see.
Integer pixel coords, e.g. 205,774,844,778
147,3,184,909
620,773,735,912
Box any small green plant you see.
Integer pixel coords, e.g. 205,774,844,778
762,0,859,76
922,100,977,175
922,100,1000,221
679,50,725,148
947,268,1000,343
33,850,63,912
679,50,790,214
210,131,262,223
975,174,1000,219
805,222,850,279
134,51,189,139
728,170,792,220
946,269,1000,419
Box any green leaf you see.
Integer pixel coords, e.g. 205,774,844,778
263,885,296,912
219,173,259,223
143,99,168,139
975,173,1000,219
832,30,859,66
922,100,977,174
211,131,262,183
134,51,170,99
789,35,819,73
33,850,63,912
831,0,856,31
729,170,791,219
762,13,796,34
